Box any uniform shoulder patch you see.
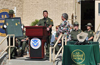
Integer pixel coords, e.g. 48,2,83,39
78,29,82,33
90,32,92,34
50,19,53,22
78,31,80,34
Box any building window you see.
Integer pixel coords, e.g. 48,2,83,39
99,3,100,15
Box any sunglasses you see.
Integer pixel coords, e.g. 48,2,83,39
74,24,79,26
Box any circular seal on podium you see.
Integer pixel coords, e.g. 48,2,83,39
30,38,41,49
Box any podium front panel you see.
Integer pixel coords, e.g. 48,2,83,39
30,38,44,58
30,44,42,58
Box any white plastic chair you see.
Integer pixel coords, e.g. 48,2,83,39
50,31,56,46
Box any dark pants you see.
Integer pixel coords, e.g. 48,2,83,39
21,41,28,56
7,38,16,58
46,35,51,58
54,40,61,53
17,40,28,56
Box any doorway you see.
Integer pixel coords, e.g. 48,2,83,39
81,1,95,31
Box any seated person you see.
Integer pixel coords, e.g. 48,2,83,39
71,21,82,41
84,23,94,41
16,25,29,57
54,25,61,53
68,24,73,41
55,25,61,43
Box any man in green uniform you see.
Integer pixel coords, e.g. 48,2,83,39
4,10,24,59
71,21,82,41
84,23,94,41
36,10,53,58
16,25,29,57
36,10,54,59
8,10,16,59
3,10,16,59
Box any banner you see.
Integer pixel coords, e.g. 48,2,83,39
62,41,100,65
0,9,9,37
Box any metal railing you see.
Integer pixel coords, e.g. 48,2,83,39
93,24,100,42
0,34,15,60
49,34,67,65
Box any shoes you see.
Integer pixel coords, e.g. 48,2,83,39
11,57,16,59
43,56,49,60
20,54,23,57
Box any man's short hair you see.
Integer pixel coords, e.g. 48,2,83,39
43,10,48,14
56,25,60,29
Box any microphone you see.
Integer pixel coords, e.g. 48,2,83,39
44,21,47,26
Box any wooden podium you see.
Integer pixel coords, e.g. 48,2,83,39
25,26,48,59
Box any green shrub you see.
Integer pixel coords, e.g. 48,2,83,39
31,19,39,26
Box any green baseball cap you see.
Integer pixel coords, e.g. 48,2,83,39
86,23,93,27
74,21,79,26
9,10,14,14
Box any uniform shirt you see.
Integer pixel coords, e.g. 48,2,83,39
55,33,59,38
37,17,53,32
84,29,94,40
57,20,70,40
71,29,82,41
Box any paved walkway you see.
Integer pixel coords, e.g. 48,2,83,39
6,57,53,65
5,56,100,65
6,52,63,65
6,54,62,65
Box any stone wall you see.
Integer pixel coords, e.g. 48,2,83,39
0,0,75,30
23,0,74,30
